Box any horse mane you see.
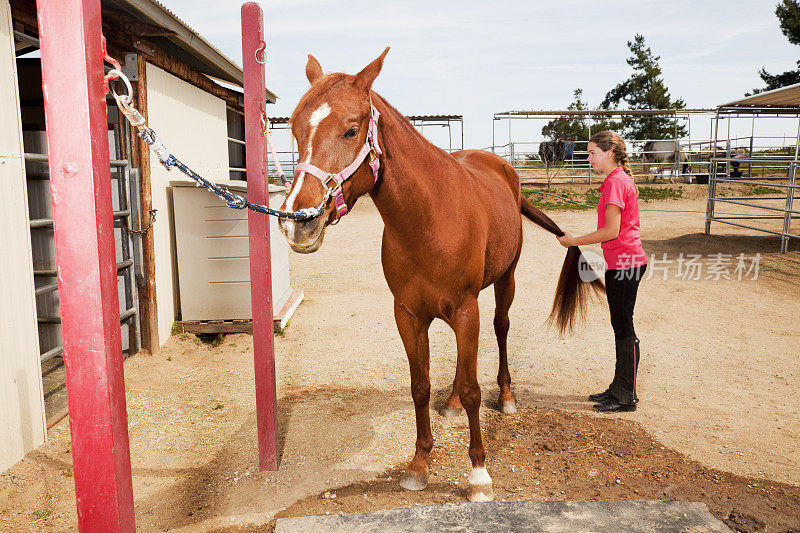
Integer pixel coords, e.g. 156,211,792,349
371,92,454,160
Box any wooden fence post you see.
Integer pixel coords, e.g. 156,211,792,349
36,0,136,529
241,1,279,471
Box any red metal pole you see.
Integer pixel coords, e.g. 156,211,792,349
36,0,135,530
241,2,279,471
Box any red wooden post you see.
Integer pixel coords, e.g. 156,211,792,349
36,0,135,530
241,2,279,471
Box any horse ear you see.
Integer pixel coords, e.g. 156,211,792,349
353,47,389,93
306,54,324,83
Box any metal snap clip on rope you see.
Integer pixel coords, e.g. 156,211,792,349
108,71,146,127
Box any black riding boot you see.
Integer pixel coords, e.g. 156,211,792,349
594,337,640,412
589,338,639,403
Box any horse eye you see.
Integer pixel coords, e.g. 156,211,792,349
343,127,358,138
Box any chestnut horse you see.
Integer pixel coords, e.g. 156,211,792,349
278,49,603,502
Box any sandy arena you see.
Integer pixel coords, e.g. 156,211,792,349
1,185,798,532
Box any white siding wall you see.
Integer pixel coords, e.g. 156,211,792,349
0,1,46,472
145,63,230,346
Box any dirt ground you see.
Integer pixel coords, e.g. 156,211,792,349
1,183,799,532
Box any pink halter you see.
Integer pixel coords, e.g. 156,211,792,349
293,100,382,218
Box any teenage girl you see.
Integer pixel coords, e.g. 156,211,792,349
556,131,648,412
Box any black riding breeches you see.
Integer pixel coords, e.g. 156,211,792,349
605,264,646,341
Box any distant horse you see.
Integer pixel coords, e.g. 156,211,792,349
278,49,604,502
642,140,690,183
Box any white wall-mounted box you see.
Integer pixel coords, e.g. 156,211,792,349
171,180,296,323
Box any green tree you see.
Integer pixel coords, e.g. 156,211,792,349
750,0,800,94
601,34,686,140
541,89,590,141
587,106,620,138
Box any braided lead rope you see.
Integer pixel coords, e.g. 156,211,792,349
137,129,324,220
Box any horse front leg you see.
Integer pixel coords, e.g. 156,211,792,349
394,301,434,492
451,297,494,502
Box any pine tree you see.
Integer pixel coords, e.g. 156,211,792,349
540,89,620,147
601,34,686,140
541,89,591,141
750,0,800,94
540,89,620,140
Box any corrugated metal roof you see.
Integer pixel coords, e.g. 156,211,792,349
494,109,713,118
102,0,277,102
267,115,463,125
719,83,800,109
408,115,463,121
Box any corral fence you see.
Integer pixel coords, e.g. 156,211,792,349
705,104,800,254
489,109,800,185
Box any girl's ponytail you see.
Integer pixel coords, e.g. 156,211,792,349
619,155,632,176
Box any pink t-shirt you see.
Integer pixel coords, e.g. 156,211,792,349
597,167,648,270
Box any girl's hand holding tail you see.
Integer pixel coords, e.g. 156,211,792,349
557,232,575,248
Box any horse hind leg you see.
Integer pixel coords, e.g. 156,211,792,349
441,363,464,417
443,259,519,419
394,301,434,492
442,303,464,417
494,261,517,414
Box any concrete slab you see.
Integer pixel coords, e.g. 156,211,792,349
275,500,731,532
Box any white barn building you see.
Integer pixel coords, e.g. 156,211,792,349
1,0,292,471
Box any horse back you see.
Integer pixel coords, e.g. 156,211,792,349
450,149,521,198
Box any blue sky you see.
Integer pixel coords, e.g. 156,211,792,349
168,0,798,149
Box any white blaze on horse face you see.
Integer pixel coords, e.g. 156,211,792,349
286,102,331,213
309,102,331,128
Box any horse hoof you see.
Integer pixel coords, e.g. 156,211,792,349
499,400,517,414
467,483,495,502
441,406,463,417
399,471,428,491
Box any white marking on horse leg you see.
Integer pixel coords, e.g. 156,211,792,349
499,399,517,414
467,466,494,502
468,466,492,486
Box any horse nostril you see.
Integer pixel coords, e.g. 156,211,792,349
280,217,320,239
295,219,318,232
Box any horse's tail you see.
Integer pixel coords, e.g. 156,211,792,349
520,195,606,335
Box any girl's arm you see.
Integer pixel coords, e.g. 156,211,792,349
557,205,622,247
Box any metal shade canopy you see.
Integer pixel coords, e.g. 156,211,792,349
719,82,800,111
